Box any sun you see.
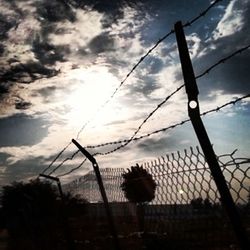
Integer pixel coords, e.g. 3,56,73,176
65,66,120,129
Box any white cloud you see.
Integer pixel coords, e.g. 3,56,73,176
212,0,245,39
49,9,103,50
186,33,202,59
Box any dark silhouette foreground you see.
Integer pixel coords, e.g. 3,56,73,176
0,179,87,250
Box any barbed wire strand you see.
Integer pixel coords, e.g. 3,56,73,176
50,42,250,172
48,148,81,176
42,0,222,175
56,158,88,178
56,93,250,178
196,44,250,79
87,44,250,148
41,141,72,174
50,83,184,174
95,94,250,157
49,84,184,176
183,0,223,28
48,45,250,175
75,0,223,140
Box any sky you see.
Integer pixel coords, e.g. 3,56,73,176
0,0,249,187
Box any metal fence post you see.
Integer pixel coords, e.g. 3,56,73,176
72,139,120,250
174,21,249,249
39,174,76,250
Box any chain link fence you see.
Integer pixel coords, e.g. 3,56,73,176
63,146,250,249
64,146,249,204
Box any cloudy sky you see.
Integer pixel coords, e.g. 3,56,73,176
0,0,249,186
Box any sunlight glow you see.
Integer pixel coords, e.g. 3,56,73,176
65,66,119,129
179,189,184,195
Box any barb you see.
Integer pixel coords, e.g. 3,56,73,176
183,0,223,27
196,44,250,79
56,94,249,177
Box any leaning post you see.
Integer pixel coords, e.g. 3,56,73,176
174,21,249,250
72,139,120,250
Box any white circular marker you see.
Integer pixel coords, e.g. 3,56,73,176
189,100,197,109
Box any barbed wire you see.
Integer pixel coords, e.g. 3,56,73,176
56,158,87,178
94,94,250,157
75,0,223,141
42,0,223,175
183,0,223,28
41,141,72,174
99,85,184,153
55,43,250,155
50,84,184,176
55,93,250,178
196,44,250,79
46,43,250,176
47,149,81,176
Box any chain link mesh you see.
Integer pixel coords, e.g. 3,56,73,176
64,146,249,205
62,146,250,249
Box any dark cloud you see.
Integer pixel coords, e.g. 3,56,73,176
37,86,57,99
0,11,19,57
0,13,18,41
128,75,160,98
136,122,198,154
32,37,70,65
88,32,115,54
0,44,4,56
15,100,32,110
36,0,76,23
2,156,48,183
137,136,178,154
0,61,58,84
0,114,49,147
0,152,11,165
0,82,10,94
143,56,164,74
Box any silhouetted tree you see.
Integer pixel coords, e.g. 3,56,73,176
121,164,156,232
191,196,213,214
0,179,87,250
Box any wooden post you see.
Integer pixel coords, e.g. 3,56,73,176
174,21,249,250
